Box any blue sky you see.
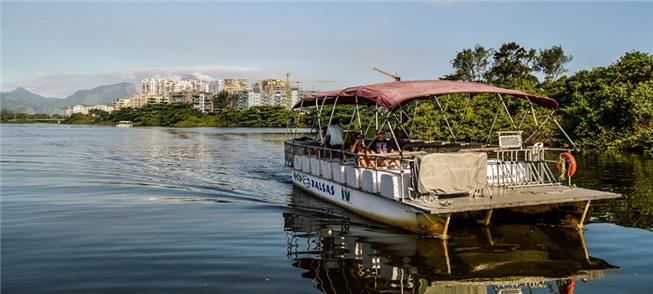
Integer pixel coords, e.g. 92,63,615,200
2,1,652,97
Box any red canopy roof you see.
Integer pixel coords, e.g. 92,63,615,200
295,80,558,110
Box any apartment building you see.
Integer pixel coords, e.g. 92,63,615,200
142,79,210,96
112,94,165,110
221,79,250,93
170,91,213,113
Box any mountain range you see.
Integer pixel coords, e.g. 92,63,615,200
0,82,138,114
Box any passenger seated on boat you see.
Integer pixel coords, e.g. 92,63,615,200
350,132,372,168
369,130,400,168
326,120,344,149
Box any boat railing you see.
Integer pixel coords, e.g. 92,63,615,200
285,140,416,201
285,140,417,171
285,140,574,202
488,147,572,187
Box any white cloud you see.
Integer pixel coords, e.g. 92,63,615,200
1,65,264,97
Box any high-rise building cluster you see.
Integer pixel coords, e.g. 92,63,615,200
112,76,309,113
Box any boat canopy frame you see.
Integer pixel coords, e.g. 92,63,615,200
293,80,559,111
287,80,576,152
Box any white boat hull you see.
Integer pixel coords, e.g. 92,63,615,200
291,170,450,236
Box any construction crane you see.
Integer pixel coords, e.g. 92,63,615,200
285,73,334,108
372,66,401,81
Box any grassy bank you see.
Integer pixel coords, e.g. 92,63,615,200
0,111,65,124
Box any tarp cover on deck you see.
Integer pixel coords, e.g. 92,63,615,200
416,152,488,195
295,80,558,111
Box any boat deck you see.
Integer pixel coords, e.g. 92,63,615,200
404,185,621,214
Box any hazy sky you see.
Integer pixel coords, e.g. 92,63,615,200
2,1,652,97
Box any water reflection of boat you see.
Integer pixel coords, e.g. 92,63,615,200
284,191,617,294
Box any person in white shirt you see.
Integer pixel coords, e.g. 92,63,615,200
326,120,344,149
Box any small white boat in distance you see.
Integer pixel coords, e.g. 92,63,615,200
115,121,133,128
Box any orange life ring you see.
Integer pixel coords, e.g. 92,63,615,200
556,152,577,177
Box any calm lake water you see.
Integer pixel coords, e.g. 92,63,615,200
1,124,651,293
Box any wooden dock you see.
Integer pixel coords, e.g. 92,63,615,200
404,185,621,214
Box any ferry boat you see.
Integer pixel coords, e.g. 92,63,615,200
115,120,133,128
284,80,621,238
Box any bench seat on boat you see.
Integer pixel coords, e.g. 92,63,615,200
378,171,399,199
361,169,378,193
377,171,412,200
310,157,321,176
293,155,302,171
331,162,346,184
301,156,311,174
345,166,362,188
320,159,333,180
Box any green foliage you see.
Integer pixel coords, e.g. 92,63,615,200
485,42,539,89
208,106,289,127
535,45,574,81
212,91,239,110
405,93,556,145
441,43,651,153
1,110,65,123
444,42,573,92
54,103,293,128
62,113,96,124
553,51,653,153
108,103,201,126
442,44,493,82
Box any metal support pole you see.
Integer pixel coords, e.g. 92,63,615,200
579,229,590,261
434,96,455,140
409,100,419,135
347,101,357,130
393,113,410,139
529,100,539,125
578,200,591,230
290,98,305,140
483,208,493,226
315,98,321,134
326,96,339,127
518,108,529,129
553,117,578,149
454,94,472,141
363,107,382,138
498,94,516,130
441,214,451,240
485,110,499,144
355,96,362,130
442,239,451,275
375,103,379,130
387,118,402,153
524,110,555,144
